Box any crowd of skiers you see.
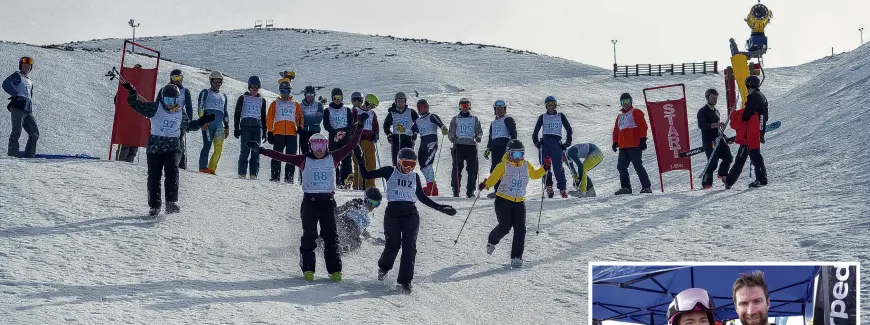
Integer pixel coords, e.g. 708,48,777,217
5,56,771,294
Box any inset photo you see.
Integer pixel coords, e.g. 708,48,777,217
590,263,859,325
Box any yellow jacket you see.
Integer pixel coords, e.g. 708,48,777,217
266,97,304,136
484,153,547,202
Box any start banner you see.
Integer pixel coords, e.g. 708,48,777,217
642,84,693,192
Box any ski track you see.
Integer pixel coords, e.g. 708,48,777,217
1,30,868,324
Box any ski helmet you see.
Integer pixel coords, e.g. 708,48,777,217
19,56,33,71
745,75,761,89
248,76,261,88
666,288,716,325
395,92,407,101
279,81,292,95
705,88,719,98
365,94,380,107
170,69,183,77
458,98,471,110
365,187,383,202
620,93,633,106
506,139,524,151
208,71,223,81
397,147,417,161
351,92,363,102
309,133,328,152
417,99,429,108
544,96,557,103
331,88,343,98
160,84,181,111
304,85,316,95
493,100,507,108
161,84,180,98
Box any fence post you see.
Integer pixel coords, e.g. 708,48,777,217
613,63,617,78
714,61,718,74
693,62,696,74
670,64,674,75
635,64,639,76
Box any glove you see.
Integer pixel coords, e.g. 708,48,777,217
483,149,491,159
121,82,134,92
475,136,481,143
223,127,229,139
534,141,541,149
543,156,552,169
640,138,648,151
760,130,766,144
441,127,448,135
267,132,274,144
246,140,262,153
356,113,369,129
612,142,619,152
199,113,216,125
478,178,488,191
336,131,346,141
234,129,241,139
387,136,393,144
440,205,457,216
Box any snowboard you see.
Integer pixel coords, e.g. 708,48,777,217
679,121,781,158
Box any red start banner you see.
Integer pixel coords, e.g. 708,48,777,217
109,40,161,159
642,84,693,192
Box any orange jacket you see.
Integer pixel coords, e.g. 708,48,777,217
612,107,648,149
266,98,304,136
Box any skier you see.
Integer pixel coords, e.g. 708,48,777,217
724,75,769,189
532,96,573,198
3,56,38,158
332,187,383,253
298,85,325,159
414,98,449,196
612,93,652,195
448,98,484,198
697,88,733,189
356,147,457,294
265,79,303,183
564,143,603,197
120,81,216,216
666,288,717,325
246,113,368,282
383,92,419,166
478,139,548,268
349,92,380,190
197,70,229,175
323,88,355,188
483,99,518,199
233,76,268,179
157,69,194,169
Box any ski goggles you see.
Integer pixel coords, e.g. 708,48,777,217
667,288,715,324
162,97,181,111
20,57,34,65
398,159,417,170
309,139,328,152
494,100,506,108
279,88,292,95
333,95,343,101
351,97,363,103
508,150,525,160
417,103,429,110
210,79,223,84
170,75,184,82
459,101,471,109
621,99,632,106
367,198,381,208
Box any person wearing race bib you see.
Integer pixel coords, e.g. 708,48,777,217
266,79,304,183
3,56,38,158
323,88,355,188
355,147,457,294
246,113,368,283
233,76,268,180
565,143,603,197
332,187,383,253
297,86,324,182
612,93,652,195
382,92,419,166
479,140,548,268
349,92,380,190
414,99,449,196
196,70,229,175
448,98,484,198
156,69,194,170
120,82,216,217
483,100,518,199
532,96,573,199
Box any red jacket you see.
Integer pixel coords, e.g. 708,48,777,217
612,107,648,149
729,108,761,149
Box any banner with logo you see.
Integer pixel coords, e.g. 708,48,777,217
813,265,858,325
642,84,693,192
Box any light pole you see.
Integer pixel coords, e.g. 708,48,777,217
611,40,618,66
860,28,864,45
129,19,140,52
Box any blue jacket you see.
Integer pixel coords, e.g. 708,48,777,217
2,71,33,112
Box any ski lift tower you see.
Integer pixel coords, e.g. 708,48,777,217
128,19,141,53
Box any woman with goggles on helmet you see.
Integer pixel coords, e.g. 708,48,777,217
667,288,717,325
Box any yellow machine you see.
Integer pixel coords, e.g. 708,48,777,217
729,2,772,107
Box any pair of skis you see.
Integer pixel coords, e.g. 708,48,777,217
678,120,781,158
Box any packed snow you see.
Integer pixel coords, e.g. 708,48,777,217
0,28,867,324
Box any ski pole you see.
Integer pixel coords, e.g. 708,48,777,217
453,188,482,245
374,138,386,189
537,148,547,234
432,132,446,191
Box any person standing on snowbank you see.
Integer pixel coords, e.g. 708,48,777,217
323,88,355,188
3,57,38,158
483,99,517,199
724,76,769,189
245,113,368,282
197,70,229,174
233,76,268,180
349,92,380,190
448,98,484,198
532,96,573,198
157,69,194,169
414,98,449,196
697,88,733,189
612,93,652,195
120,81,216,216
383,92,419,166
266,79,303,183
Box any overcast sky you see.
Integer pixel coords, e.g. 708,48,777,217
1,0,867,69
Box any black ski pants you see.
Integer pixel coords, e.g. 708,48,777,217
726,145,767,186
451,144,479,196
378,202,420,285
300,195,342,274
701,138,733,186
147,152,181,208
270,134,298,181
616,147,651,190
488,197,527,259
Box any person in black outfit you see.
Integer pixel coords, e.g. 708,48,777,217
483,100,518,198
697,89,733,189
725,75,769,189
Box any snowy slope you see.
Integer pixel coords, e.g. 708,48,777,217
1,31,868,324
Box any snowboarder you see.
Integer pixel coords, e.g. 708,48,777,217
697,88,733,189
197,70,229,175
414,98,449,196
383,92,419,166
724,75,769,189
298,85,324,161
349,92,380,190
323,88,355,188
265,79,303,183
3,56,38,158
612,93,652,195
564,143,603,197
246,113,368,282
532,96,573,198
120,81,216,216
483,100,518,199
331,187,383,253
666,288,717,325
356,147,457,294
478,139,548,268
233,76,268,179
157,69,194,169
448,98,484,198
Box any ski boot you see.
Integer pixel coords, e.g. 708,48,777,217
702,184,713,190
329,272,342,283
466,192,475,199
560,190,568,198
165,202,180,214
238,174,247,179
148,207,160,217
199,168,210,174
585,187,597,197
285,176,294,184
614,188,632,195
486,192,498,199
303,271,315,281
640,187,652,194
430,182,439,196
270,177,280,182
249,174,258,180
423,182,433,196
510,258,523,268
398,283,412,294
748,180,767,188
486,243,496,255
378,269,389,282
546,186,554,198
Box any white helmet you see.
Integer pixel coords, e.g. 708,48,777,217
208,70,223,80
310,133,327,142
